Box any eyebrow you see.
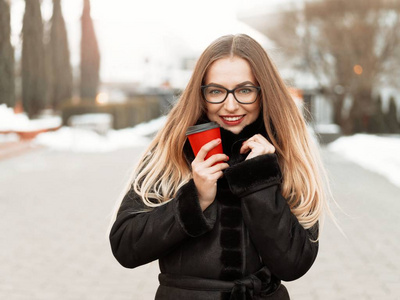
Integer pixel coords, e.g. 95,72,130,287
206,81,256,87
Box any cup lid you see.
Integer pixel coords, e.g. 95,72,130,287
186,122,220,136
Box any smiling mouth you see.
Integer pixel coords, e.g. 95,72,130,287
221,115,245,122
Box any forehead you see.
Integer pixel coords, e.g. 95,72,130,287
204,56,256,86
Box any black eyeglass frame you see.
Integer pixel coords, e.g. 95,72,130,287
201,85,261,104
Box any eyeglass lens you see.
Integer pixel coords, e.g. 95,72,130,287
203,86,258,103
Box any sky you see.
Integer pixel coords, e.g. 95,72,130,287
9,0,282,83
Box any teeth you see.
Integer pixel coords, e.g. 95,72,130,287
223,116,243,121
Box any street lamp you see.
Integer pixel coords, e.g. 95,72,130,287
353,65,363,75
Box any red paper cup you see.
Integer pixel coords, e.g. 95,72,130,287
186,122,223,161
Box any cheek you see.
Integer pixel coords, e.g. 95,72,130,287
206,104,220,120
247,102,261,117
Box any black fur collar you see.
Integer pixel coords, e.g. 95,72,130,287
182,113,271,281
183,113,269,166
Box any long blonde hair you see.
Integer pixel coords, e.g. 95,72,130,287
111,34,331,230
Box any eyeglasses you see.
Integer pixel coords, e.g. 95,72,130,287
201,85,261,104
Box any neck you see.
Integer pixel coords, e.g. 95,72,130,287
219,113,265,165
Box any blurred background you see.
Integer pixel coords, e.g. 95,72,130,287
0,0,399,299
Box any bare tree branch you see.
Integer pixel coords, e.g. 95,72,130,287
265,0,400,132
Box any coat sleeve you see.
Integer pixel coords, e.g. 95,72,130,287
109,179,217,268
224,154,319,281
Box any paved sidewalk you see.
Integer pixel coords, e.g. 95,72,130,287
0,140,44,161
0,147,160,300
285,148,400,300
0,146,399,299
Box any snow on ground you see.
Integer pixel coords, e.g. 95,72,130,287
39,125,400,187
2,103,400,188
0,132,19,143
328,134,400,188
0,103,167,152
34,116,167,153
0,104,61,132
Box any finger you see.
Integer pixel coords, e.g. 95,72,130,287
243,140,260,151
240,136,260,153
242,140,275,155
241,141,264,155
196,138,222,161
209,171,224,181
240,141,253,154
240,144,250,154
241,135,275,154
254,136,275,153
250,134,268,146
208,162,230,174
204,153,229,166
255,134,273,148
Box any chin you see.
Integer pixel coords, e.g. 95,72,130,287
221,125,243,134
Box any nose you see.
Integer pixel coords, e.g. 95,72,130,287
224,92,240,112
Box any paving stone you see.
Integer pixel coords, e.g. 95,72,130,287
1,146,399,299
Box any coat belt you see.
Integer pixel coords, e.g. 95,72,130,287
158,267,279,300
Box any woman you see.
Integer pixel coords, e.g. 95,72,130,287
109,34,328,299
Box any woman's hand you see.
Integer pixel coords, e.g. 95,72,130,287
192,138,229,211
240,134,275,160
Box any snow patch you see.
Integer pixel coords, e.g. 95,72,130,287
328,134,400,188
0,104,61,132
0,103,167,153
33,116,167,153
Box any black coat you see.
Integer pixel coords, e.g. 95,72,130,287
110,115,319,300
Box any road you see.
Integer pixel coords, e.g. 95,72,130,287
0,145,399,299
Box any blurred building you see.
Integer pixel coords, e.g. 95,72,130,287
237,0,334,127
237,0,400,128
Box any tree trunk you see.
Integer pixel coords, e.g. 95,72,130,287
80,0,100,101
22,0,46,118
0,0,15,107
332,93,346,127
346,87,373,134
48,0,73,110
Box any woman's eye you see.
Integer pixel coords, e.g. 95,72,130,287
208,89,223,95
238,88,252,94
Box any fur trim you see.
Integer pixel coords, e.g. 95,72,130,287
220,207,242,228
183,112,268,167
221,250,242,268
220,229,241,250
219,194,243,280
218,193,241,206
217,180,241,205
224,154,282,198
174,179,217,237
182,114,279,281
